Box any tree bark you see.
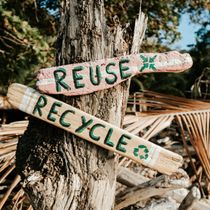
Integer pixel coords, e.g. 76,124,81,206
16,1,147,209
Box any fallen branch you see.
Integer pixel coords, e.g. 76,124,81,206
117,166,149,187
115,175,181,210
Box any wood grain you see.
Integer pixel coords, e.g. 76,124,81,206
7,83,183,174
36,51,193,96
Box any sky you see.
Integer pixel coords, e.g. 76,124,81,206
171,14,200,50
172,9,209,50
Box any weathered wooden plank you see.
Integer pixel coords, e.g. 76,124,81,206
115,175,181,210
7,83,183,175
36,51,193,96
117,166,149,187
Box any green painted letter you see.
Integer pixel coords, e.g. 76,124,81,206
60,110,75,127
33,95,47,117
89,123,105,141
75,116,93,133
47,101,62,122
105,62,117,84
104,128,114,147
116,134,131,153
54,68,70,92
89,65,102,85
72,66,85,89
119,58,131,79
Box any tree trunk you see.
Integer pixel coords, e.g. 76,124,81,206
16,1,147,209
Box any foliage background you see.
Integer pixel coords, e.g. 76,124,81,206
0,0,209,97
0,0,57,94
0,0,209,209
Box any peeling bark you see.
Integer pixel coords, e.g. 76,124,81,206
16,1,147,209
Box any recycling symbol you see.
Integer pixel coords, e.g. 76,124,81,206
133,145,149,160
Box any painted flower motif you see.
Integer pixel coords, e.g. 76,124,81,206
139,55,157,72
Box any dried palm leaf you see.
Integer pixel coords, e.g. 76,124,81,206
0,175,21,209
121,105,174,166
2,90,210,209
126,91,210,194
0,121,28,210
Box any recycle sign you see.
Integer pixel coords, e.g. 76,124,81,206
133,145,149,160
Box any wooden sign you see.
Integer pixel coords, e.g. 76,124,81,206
7,83,183,174
36,51,193,96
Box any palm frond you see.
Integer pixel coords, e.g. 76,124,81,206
125,91,210,194
2,90,210,209
0,121,28,209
